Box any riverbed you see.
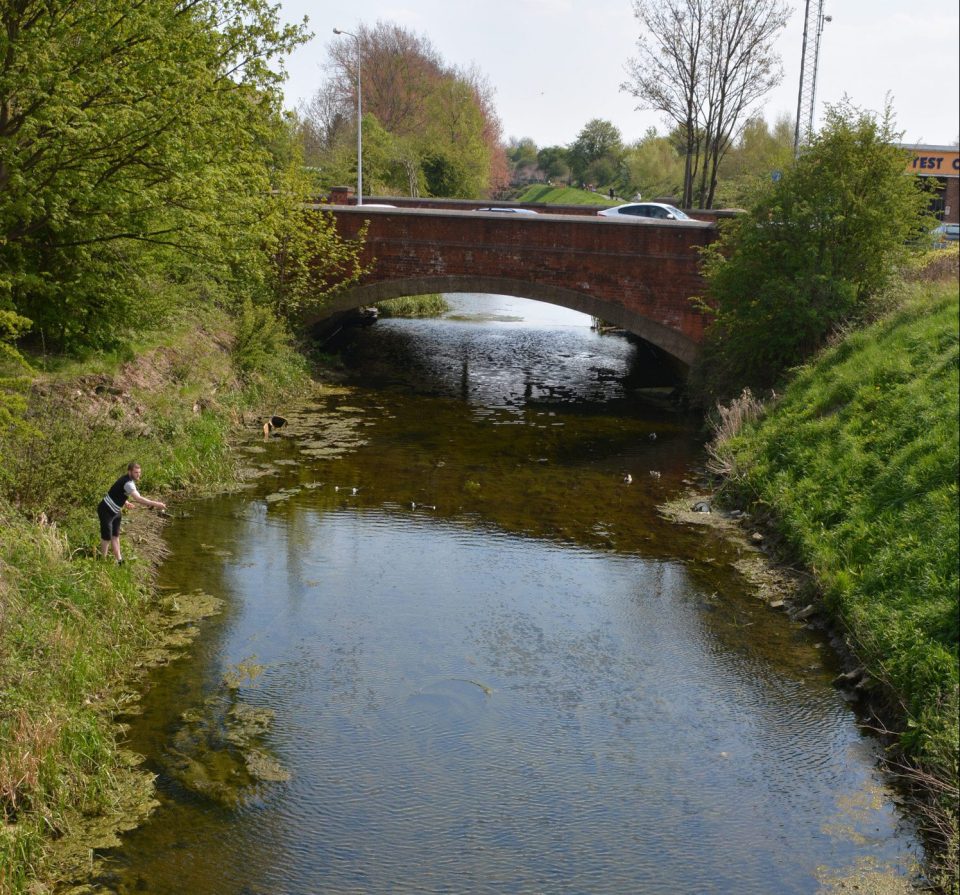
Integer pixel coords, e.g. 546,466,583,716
97,295,923,894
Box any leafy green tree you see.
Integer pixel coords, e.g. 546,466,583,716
537,146,571,182
316,22,504,199
695,101,934,400
713,114,794,207
0,309,33,433
419,77,491,198
568,119,624,185
506,137,539,183
265,161,369,325
622,128,685,200
507,137,539,169
0,1,307,351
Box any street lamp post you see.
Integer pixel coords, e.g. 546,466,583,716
333,28,362,205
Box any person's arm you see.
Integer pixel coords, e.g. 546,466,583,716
130,492,166,510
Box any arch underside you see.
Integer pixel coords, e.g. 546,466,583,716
318,276,698,366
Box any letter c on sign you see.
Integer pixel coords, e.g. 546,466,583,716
953,158,960,172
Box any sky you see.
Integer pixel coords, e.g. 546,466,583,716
277,0,960,149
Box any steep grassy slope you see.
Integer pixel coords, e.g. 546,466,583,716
716,279,959,888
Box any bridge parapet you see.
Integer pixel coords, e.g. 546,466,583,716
323,187,741,222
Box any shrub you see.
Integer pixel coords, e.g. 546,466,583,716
694,100,934,402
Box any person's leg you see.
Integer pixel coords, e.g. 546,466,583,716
98,502,114,558
110,514,123,563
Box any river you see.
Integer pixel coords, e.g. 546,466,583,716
98,294,922,894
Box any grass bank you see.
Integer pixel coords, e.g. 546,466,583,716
710,276,959,889
0,305,310,894
514,184,619,206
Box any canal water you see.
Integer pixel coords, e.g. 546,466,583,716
100,295,922,893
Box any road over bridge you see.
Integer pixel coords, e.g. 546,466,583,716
318,206,717,366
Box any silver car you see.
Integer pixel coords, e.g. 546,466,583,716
597,202,690,221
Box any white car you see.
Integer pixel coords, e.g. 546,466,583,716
475,207,539,214
597,202,690,221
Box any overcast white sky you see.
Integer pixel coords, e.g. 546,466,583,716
277,0,960,149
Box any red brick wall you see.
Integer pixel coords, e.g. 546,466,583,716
319,207,716,365
943,178,959,223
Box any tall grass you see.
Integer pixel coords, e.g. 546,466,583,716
374,294,450,318
713,280,959,888
0,510,151,890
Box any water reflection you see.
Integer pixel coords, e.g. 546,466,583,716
101,295,921,894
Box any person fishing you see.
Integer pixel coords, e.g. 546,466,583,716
97,461,166,565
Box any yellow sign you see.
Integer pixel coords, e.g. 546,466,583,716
905,149,959,178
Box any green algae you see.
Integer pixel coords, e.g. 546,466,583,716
163,688,289,808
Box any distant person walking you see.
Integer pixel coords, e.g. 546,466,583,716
97,461,166,565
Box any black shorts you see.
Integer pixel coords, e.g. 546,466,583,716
97,500,121,540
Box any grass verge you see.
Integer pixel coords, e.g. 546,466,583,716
514,184,619,206
711,279,959,891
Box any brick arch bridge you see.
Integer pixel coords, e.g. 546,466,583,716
317,206,717,366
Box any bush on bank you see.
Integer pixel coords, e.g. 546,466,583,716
0,304,310,894
694,101,933,404
711,279,959,889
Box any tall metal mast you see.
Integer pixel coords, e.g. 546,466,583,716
793,0,831,154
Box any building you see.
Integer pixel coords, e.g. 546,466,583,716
899,144,959,223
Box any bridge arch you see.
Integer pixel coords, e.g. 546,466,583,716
315,275,700,366
320,207,714,368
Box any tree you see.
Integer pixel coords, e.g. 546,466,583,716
421,75,493,198
267,168,369,325
0,310,33,436
568,119,624,185
299,81,353,160
326,22,444,135
537,146,571,182
0,0,309,350
507,137,539,183
694,101,934,399
316,22,506,199
622,0,704,207
622,0,788,208
713,114,793,206
622,128,685,200
696,0,790,207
